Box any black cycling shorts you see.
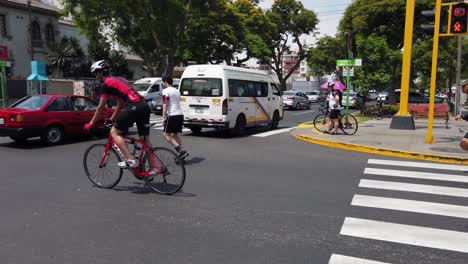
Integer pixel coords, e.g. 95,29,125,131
329,109,340,119
164,115,184,133
115,100,151,135
465,132,468,139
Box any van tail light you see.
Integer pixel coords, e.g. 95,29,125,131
287,96,293,99
222,99,228,115
351,98,356,101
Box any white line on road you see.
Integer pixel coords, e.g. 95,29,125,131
251,127,295,137
328,254,391,264
359,179,468,198
352,194,468,219
364,168,468,183
368,159,468,171
340,217,468,253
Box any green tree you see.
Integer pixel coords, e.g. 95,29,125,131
307,36,346,81
47,37,85,78
63,0,220,77
264,0,318,90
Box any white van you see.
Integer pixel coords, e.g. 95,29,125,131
132,77,180,113
179,65,283,135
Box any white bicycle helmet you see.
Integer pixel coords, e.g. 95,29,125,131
91,60,109,74
327,81,335,87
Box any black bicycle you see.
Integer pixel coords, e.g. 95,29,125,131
313,108,358,135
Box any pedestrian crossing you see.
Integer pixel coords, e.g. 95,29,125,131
133,115,295,137
329,159,468,264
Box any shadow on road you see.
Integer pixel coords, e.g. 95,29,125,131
0,137,100,149
111,183,196,197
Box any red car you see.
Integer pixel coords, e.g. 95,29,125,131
0,94,114,145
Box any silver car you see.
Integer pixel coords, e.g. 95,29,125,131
305,91,325,103
282,91,311,110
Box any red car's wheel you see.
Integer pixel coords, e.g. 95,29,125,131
42,125,64,145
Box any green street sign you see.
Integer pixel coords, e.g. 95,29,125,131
336,59,362,67
0,61,11,67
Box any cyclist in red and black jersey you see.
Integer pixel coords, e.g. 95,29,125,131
84,60,151,168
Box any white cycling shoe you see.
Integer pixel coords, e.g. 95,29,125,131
117,160,138,168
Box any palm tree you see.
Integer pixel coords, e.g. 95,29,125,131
47,37,86,78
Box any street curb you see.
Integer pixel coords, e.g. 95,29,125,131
294,133,468,165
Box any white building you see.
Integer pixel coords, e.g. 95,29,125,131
0,0,147,80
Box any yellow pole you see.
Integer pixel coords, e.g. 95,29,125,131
396,0,416,116
424,0,442,144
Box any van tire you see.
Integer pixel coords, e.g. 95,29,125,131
232,115,246,136
190,127,202,134
270,111,280,130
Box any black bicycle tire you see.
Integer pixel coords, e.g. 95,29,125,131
313,114,331,132
340,113,358,135
83,144,123,188
142,147,186,195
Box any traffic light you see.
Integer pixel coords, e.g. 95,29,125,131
421,9,436,32
451,3,468,34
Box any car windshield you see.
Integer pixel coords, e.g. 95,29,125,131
180,78,223,97
11,96,50,109
283,91,295,95
133,83,151,92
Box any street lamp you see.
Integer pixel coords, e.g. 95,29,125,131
27,0,34,61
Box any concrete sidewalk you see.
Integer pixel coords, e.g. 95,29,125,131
292,117,468,164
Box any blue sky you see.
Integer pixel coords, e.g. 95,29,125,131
259,0,352,43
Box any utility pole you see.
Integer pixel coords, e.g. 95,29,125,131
455,36,462,115
27,0,34,61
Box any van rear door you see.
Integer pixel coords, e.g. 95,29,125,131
179,78,223,118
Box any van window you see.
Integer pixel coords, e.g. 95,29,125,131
229,80,268,97
271,84,281,96
133,83,151,92
180,78,222,97
148,84,159,93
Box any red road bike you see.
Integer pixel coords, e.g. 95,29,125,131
83,121,186,194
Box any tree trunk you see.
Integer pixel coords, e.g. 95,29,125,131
162,53,175,77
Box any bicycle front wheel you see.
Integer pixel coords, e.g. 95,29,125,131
340,114,358,135
83,144,123,188
313,113,331,132
142,147,186,195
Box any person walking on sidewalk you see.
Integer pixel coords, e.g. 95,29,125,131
455,81,468,150
162,76,189,159
324,81,341,135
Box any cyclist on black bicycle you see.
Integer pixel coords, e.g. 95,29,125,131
325,81,340,134
84,60,151,168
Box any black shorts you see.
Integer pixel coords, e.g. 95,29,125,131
465,132,468,139
115,100,151,136
164,115,184,133
329,109,340,119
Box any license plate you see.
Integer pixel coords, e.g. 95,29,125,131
156,106,162,110
0,118,3,125
195,108,204,114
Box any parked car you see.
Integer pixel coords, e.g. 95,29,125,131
0,94,114,145
384,91,444,104
341,91,361,108
305,91,325,103
282,91,311,110
367,90,379,100
377,91,388,102
133,77,180,114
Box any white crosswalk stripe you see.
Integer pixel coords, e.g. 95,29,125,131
330,158,468,263
133,115,294,137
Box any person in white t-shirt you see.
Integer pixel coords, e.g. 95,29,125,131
326,81,340,135
162,76,188,159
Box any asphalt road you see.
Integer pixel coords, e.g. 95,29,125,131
0,104,467,264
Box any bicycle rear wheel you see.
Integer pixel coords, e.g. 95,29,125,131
142,147,186,195
83,144,123,188
340,113,358,135
313,113,331,132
